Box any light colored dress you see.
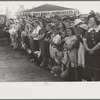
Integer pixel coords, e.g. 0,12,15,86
64,35,78,68
78,36,85,67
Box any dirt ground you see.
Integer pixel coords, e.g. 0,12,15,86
0,39,60,82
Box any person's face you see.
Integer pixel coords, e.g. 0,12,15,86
34,22,38,27
65,22,70,28
39,22,44,29
54,29,58,35
46,25,50,31
88,17,96,27
77,27,83,35
70,22,74,26
58,23,63,28
63,21,66,25
54,20,59,26
61,32,66,38
66,28,72,36
75,23,82,30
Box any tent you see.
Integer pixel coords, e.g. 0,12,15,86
18,4,79,17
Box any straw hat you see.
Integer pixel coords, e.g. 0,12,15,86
74,19,83,26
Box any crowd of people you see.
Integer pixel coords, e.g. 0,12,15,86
3,11,100,81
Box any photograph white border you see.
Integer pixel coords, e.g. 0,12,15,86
0,1,100,99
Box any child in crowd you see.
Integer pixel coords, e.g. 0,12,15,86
49,27,61,71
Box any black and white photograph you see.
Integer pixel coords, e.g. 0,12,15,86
1,0,100,99
0,1,100,82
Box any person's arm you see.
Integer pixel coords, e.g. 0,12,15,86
65,38,79,50
3,27,7,31
38,32,45,40
49,34,54,44
32,32,38,38
73,26,78,36
63,43,68,50
83,38,100,54
82,38,95,54
92,42,100,51
83,38,90,51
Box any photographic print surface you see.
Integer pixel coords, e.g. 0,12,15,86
0,1,100,82
0,1,100,99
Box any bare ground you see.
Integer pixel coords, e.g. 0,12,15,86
0,39,60,82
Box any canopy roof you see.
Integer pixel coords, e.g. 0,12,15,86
23,4,75,13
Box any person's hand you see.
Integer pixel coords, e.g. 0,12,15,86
38,35,41,39
88,49,94,54
44,38,49,42
65,46,71,50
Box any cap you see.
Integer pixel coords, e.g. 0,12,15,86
74,19,83,26
79,24,88,30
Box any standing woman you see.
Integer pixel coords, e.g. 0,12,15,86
83,12,100,81
64,27,79,81
58,22,67,38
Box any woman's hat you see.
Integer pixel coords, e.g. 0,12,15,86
74,19,83,26
88,10,96,19
88,10,100,25
79,24,88,30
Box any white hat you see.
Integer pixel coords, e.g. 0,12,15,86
79,24,88,30
74,19,83,26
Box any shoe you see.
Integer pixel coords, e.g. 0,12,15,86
40,63,44,68
46,68,51,71
40,66,44,68
35,62,40,66
50,71,54,74
31,59,36,63
27,49,31,54
54,74,57,77
44,67,50,71
82,79,87,82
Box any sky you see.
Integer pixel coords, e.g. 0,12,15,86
0,1,100,17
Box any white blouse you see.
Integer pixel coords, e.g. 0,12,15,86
32,25,41,40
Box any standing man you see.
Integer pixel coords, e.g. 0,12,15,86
31,20,41,65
